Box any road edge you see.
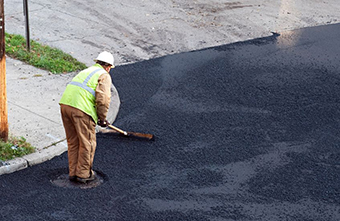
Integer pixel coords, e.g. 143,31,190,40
0,141,67,175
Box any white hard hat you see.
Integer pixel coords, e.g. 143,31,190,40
95,51,115,67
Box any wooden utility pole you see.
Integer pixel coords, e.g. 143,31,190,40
0,0,8,142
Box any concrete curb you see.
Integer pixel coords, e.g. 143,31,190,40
0,140,67,176
0,158,28,175
0,128,115,176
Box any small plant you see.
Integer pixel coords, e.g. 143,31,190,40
5,33,87,74
0,136,35,161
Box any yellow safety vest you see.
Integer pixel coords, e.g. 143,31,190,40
59,64,107,123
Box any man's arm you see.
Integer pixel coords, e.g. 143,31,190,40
95,73,112,124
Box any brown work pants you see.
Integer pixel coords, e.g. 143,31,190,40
60,104,96,179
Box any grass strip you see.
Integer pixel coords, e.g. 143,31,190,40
0,136,35,161
5,33,87,74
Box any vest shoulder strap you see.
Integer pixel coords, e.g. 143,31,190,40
68,68,105,97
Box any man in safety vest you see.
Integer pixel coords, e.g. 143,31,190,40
59,51,114,183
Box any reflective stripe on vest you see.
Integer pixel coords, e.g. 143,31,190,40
59,65,107,123
68,68,103,97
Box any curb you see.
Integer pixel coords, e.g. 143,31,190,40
0,140,67,176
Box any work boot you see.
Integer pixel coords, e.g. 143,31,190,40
69,175,77,182
76,171,96,184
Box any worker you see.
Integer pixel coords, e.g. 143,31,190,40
59,51,114,183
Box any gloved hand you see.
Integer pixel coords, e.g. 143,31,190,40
97,119,109,127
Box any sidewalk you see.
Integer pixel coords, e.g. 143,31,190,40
0,57,72,175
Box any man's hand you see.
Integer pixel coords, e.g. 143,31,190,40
98,119,109,127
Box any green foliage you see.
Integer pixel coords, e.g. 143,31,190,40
5,33,87,74
0,136,35,161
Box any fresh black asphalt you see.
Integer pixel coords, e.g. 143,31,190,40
1,23,340,220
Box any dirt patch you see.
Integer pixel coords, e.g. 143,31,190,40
5,0,340,66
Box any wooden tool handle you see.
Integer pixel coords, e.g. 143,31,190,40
108,125,128,135
107,125,155,140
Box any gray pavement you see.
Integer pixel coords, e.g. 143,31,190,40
1,0,340,174
0,58,70,174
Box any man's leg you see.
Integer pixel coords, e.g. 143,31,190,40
73,110,96,179
60,105,79,177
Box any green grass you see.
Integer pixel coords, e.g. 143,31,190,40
0,136,35,161
5,33,87,74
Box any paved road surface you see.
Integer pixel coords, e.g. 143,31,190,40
1,23,340,221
